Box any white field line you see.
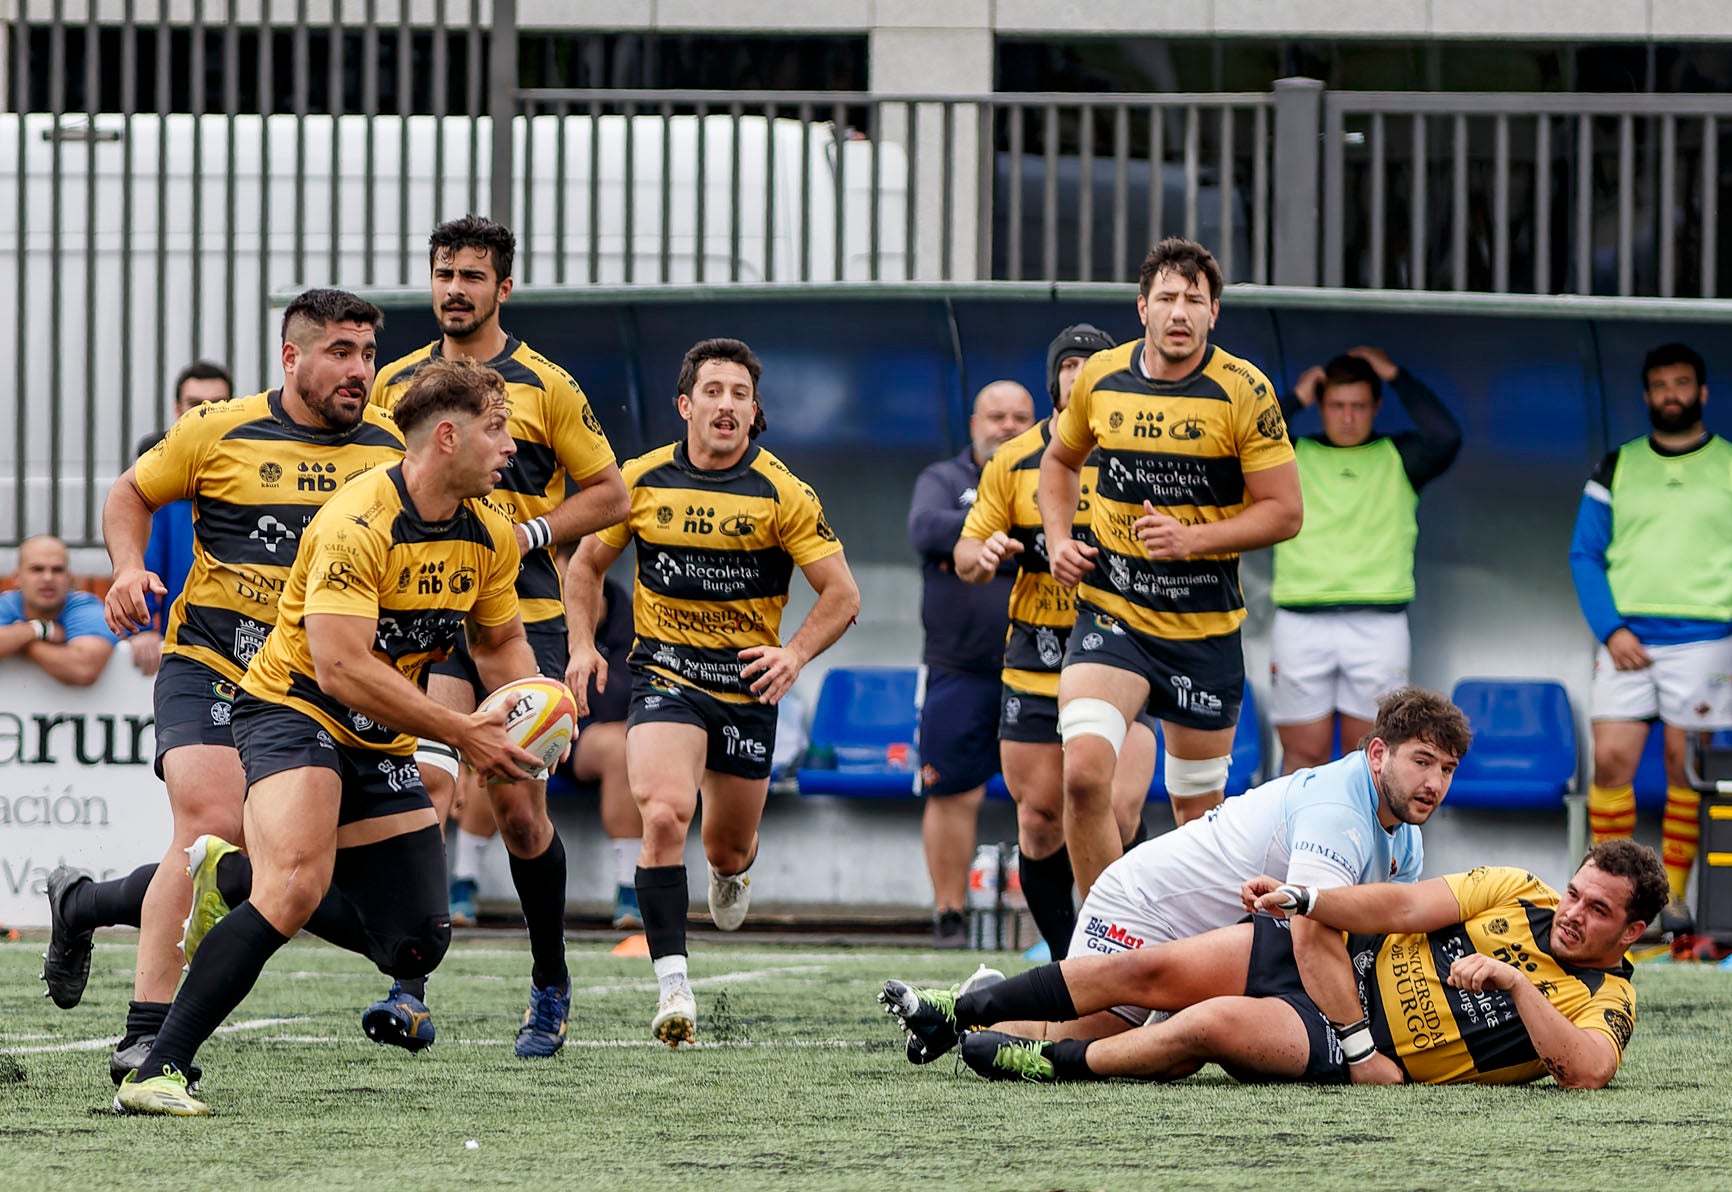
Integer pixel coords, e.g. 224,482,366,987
570,962,827,997
7,1017,308,1055
254,1035,873,1049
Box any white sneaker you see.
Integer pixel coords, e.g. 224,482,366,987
651,981,697,1048
708,867,751,931
959,962,1006,998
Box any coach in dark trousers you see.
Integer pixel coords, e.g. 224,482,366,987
908,380,1036,947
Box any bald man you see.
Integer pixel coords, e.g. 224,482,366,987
0,535,118,686
908,381,1037,946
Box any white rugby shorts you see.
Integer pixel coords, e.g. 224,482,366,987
1269,608,1410,724
1590,636,1732,730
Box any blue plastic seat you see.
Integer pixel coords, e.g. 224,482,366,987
1446,679,1577,811
1632,721,1669,814
795,666,920,798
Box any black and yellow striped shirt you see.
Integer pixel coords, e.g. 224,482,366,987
371,336,616,629
1053,342,1293,640
132,390,405,682
961,421,1098,697
596,442,843,703
241,464,521,753
1353,866,1637,1085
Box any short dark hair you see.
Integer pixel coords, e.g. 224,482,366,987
429,214,516,282
1582,839,1670,928
1320,354,1383,402
677,337,767,439
391,357,508,438
1642,342,1706,389
281,288,384,347
173,360,233,405
1138,237,1224,302
1368,686,1473,760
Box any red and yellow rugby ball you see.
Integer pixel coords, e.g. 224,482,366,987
478,676,578,779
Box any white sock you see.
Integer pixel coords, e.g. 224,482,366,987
612,838,641,888
452,828,492,883
652,953,689,995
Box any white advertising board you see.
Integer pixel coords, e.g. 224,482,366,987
0,649,168,928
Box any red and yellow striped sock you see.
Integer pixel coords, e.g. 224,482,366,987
1588,783,1637,844
1661,784,1702,900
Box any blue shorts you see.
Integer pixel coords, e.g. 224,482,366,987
917,668,1002,796
1244,916,1351,1085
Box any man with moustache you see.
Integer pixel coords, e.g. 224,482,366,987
1570,342,1732,937
883,687,1471,1087
908,380,1036,947
1037,238,1302,906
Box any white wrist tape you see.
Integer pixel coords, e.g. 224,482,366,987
1271,883,1315,916
521,516,553,551
29,619,52,642
1335,1018,1376,1065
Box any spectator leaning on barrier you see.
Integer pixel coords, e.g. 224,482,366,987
1270,347,1462,773
131,361,235,678
908,380,1037,948
0,535,118,687
1569,341,1732,939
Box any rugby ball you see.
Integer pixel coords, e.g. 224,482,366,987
478,676,578,779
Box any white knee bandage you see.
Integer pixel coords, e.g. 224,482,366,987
414,739,461,782
1164,753,1230,800
1058,698,1130,755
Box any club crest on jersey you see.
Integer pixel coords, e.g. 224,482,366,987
1003,696,1021,724
233,619,269,665
1256,403,1287,442
1035,626,1062,668
1106,553,1131,591
656,505,674,526
1109,410,1124,431
720,513,756,537
258,462,282,487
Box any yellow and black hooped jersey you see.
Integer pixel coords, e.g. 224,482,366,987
371,337,616,629
241,464,521,754
132,390,405,683
1350,866,1637,1085
961,420,1100,697
1053,342,1294,640
595,441,843,703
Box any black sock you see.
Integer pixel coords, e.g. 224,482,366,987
396,975,428,1000
636,865,689,961
140,901,288,1076
71,863,157,930
120,999,170,1047
508,833,569,991
1018,845,1078,961
1125,817,1149,850
1047,1038,1096,1082
215,851,253,908
958,961,1078,1029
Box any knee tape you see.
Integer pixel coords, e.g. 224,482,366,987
373,914,452,979
414,740,460,782
1058,698,1129,755
1164,753,1230,800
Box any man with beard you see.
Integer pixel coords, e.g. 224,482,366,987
1570,342,1732,937
370,215,628,1057
908,380,1035,947
949,840,1663,1090
1037,238,1302,905
954,327,1161,960
41,290,404,1086
882,686,1471,1086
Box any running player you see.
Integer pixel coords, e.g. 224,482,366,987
42,290,403,1085
565,337,861,1046
954,324,1160,958
883,687,1471,1086
1038,237,1302,900
954,840,1663,1090
370,215,628,1054
114,357,548,1117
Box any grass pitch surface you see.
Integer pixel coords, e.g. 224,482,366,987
1,931,1728,1191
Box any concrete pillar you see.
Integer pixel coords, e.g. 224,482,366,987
869,11,993,281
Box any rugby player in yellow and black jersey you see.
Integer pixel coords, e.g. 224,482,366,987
935,840,1665,1091
567,337,861,1048
953,323,1161,961
83,290,402,1087
368,216,628,1059
1036,238,1303,901
116,358,552,1117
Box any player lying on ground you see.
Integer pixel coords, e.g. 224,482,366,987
882,839,1665,1089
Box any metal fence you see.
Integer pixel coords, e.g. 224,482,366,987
5,0,1732,546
